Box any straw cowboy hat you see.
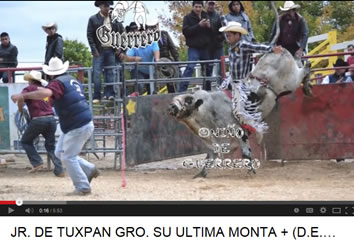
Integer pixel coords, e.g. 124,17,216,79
41,22,58,32
280,1,300,11
42,57,69,76
219,21,248,35
23,70,48,86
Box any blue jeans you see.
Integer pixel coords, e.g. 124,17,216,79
21,117,63,175
92,49,116,99
55,121,95,192
131,67,151,94
209,47,224,85
179,47,212,92
0,71,15,83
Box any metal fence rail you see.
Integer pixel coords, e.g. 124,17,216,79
0,59,223,170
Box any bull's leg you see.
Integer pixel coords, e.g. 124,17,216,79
239,133,256,175
301,61,313,97
257,87,277,120
193,151,214,179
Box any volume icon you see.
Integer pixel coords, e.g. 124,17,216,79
25,208,34,214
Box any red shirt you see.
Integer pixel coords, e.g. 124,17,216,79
347,56,354,66
46,80,65,100
22,83,54,119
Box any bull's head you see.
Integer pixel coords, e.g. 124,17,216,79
168,94,203,120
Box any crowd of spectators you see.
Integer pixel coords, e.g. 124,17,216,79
1,1,353,90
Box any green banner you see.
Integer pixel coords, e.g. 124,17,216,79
0,87,10,150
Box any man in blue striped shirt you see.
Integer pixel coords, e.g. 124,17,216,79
219,22,282,134
220,22,282,85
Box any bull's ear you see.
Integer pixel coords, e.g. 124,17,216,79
195,99,203,109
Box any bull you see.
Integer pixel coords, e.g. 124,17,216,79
168,1,312,178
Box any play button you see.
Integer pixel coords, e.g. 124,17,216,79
8,207,14,214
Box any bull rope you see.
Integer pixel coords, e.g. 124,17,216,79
121,109,127,188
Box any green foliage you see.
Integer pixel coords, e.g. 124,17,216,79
63,39,92,67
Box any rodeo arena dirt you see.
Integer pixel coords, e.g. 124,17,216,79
1,1,354,202
1,150,354,201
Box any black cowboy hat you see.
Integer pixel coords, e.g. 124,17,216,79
333,58,349,67
94,1,113,7
129,22,138,30
228,1,245,13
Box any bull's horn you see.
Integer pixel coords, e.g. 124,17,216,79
270,1,280,46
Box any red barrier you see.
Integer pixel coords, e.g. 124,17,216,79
277,83,354,159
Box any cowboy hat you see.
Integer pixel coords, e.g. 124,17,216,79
219,21,248,35
23,71,48,86
333,58,348,67
94,1,113,7
280,1,300,11
42,57,69,76
41,22,58,32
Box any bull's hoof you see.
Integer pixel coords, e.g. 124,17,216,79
247,168,256,175
193,170,208,179
302,84,313,97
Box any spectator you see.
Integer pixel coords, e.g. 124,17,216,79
124,38,160,95
179,1,212,92
347,44,354,66
220,1,255,43
321,59,350,84
206,1,225,61
270,1,309,58
87,1,125,103
125,21,139,33
16,71,64,177
42,22,64,65
0,32,18,83
148,18,179,93
122,22,139,96
11,57,100,196
346,64,354,82
219,22,282,133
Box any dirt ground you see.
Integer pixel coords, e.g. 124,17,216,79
1,153,354,201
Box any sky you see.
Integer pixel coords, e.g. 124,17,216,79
0,1,171,64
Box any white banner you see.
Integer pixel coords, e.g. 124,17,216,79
0,216,353,241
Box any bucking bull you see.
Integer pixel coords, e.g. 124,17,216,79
168,2,312,178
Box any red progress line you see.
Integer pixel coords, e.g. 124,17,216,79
0,201,16,205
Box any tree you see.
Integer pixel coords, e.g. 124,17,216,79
63,39,92,67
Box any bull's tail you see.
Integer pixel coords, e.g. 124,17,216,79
270,1,280,45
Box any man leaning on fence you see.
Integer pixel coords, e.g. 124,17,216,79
321,59,351,84
11,57,100,196
87,1,125,103
269,1,309,58
152,19,180,93
0,32,18,83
